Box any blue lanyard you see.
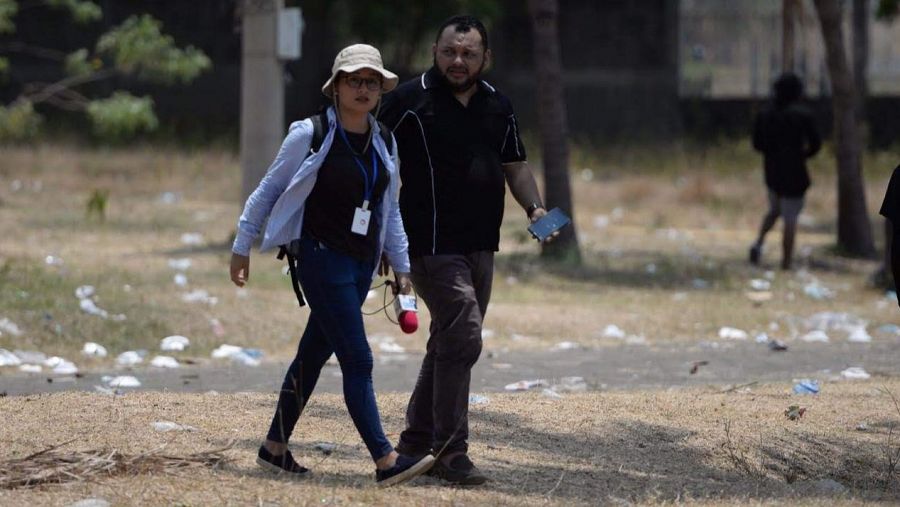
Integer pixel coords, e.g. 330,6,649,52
337,123,378,209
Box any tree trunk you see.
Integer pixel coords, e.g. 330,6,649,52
527,0,580,263
813,0,876,257
852,0,869,101
783,0,797,72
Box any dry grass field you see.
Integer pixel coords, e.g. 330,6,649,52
1,141,899,505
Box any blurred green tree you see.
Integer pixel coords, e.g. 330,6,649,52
0,0,211,142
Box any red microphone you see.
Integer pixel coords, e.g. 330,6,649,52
394,294,418,334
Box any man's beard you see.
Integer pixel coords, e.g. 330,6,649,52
434,57,485,93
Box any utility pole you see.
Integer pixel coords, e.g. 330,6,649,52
240,0,286,203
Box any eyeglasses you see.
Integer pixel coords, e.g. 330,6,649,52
344,75,382,91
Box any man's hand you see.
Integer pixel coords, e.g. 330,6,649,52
529,207,560,243
230,253,250,287
378,253,391,277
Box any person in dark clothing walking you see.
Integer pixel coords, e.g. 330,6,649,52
749,72,821,270
379,15,551,485
880,165,900,307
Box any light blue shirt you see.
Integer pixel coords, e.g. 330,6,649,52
232,107,410,276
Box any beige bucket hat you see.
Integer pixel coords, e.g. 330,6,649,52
321,44,398,97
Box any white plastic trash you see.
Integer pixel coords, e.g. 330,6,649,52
749,279,771,291
74,285,96,300
150,356,180,369
468,394,490,405
181,289,218,306
19,364,42,373
116,350,144,366
0,318,23,336
211,344,243,359
601,324,626,339
0,348,22,367
82,342,108,358
542,388,564,399
45,357,78,375
160,335,190,352
718,327,748,340
800,330,830,343
173,273,188,287
504,379,548,391
847,326,872,343
107,376,141,388
151,421,197,432
180,233,204,246
550,341,580,351
840,367,871,380
168,258,192,271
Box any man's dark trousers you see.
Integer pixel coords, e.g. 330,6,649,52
396,251,494,456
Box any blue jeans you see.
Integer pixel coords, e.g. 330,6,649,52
266,235,393,462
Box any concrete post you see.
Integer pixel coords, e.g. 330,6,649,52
240,0,284,204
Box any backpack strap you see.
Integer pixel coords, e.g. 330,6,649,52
377,121,393,153
309,112,328,155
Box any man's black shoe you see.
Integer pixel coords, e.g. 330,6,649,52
375,454,435,487
430,454,488,485
256,446,310,476
749,245,761,265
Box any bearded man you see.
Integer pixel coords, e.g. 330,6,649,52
379,15,548,485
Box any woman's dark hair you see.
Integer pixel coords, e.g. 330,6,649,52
434,15,489,51
773,72,803,107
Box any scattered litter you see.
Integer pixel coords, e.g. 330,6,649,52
19,364,42,373
168,258,192,271
793,379,820,395
625,334,648,345
542,388,564,399
93,385,121,396
800,330,829,343
784,405,807,420
803,281,834,300
81,342,108,358
79,298,126,321
68,499,111,507
468,394,490,405
840,367,871,380
0,348,22,367
74,285,95,300
174,273,188,287
0,318,23,336
44,255,64,266
718,327,748,340
116,351,145,366
211,344,262,366
601,325,626,339
689,361,708,374
181,289,218,306
755,333,769,343
313,442,337,455
379,342,406,354
45,356,78,375
878,324,900,335
161,335,190,352
856,422,869,431
768,339,788,351
846,325,872,343
105,375,141,388
749,279,771,291
504,379,548,392
550,341,579,351
593,214,609,229
180,233,204,246
481,329,495,339
158,191,181,204
150,356,180,369
14,350,46,364
151,421,197,432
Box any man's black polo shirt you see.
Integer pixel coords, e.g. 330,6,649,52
380,66,527,258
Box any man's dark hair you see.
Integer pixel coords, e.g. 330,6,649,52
773,72,803,108
434,15,489,51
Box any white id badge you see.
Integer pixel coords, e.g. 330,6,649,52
351,207,371,235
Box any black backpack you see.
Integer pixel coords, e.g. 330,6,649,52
277,112,394,308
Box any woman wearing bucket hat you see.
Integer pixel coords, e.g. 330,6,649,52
229,44,433,486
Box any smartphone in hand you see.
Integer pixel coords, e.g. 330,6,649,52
527,207,571,242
